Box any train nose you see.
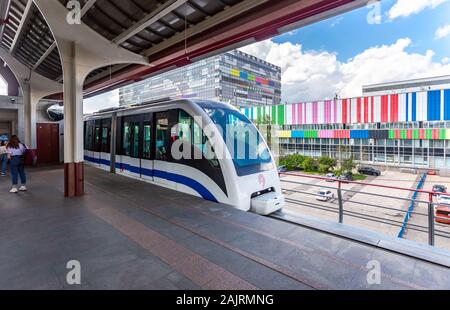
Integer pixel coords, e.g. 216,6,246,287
251,191,285,215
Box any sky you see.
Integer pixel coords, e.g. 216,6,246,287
239,0,450,103
0,76,6,96
2,0,450,111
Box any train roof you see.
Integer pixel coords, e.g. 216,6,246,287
84,98,237,119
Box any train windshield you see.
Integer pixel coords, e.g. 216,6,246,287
197,100,274,176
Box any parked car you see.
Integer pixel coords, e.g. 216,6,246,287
437,195,450,206
358,166,381,176
435,206,450,225
316,189,334,201
325,173,336,182
432,184,447,195
277,165,287,173
338,173,353,183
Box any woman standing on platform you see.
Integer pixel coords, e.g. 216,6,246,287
6,135,27,193
0,140,8,176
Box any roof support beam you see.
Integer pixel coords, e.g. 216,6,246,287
32,41,55,70
9,0,33,54
30,0,95,71
0,0,12,42
112,0,188,45
143,0,269,57
80,0,97,17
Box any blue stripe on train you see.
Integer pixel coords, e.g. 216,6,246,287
84,155,109,166
84,155,217,202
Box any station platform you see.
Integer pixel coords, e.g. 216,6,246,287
1,166,449,290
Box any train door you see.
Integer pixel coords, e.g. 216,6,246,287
141,114,153,181
93,120,102,167
84,120,94,165
119,116,141,178
99,119,111,171
153,111,172,187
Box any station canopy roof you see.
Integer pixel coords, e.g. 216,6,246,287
0,0,364,98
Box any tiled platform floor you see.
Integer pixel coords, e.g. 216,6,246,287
1,166,449,290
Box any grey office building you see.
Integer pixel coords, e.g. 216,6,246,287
119,50,281,108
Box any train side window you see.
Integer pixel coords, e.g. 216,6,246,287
85,122,94,151
123,122,131,156
84,123,88,149
131,123,140,158
94,126,101,152
143,122,152,159
155,113,168,160
101,127,109,153
193,121,219,168
176,110,192,144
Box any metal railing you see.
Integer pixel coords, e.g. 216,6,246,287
279,172,450,247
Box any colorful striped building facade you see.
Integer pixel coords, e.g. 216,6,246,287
240,85,450,169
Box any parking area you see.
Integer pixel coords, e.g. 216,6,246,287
281,170,450,251
409,175,450,249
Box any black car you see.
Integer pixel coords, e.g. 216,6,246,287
338,173,353,183
432,184,447,194
277,165,287,173
358,166,381,176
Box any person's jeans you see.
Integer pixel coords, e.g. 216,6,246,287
10,156,26,186
0,154,7,174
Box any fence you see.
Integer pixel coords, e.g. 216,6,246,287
279,172,450,247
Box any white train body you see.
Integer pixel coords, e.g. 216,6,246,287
84,99,284,215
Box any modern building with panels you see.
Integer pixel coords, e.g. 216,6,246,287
240,76,450,169
119,50,281,108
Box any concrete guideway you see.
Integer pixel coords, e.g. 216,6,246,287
1,166,449,290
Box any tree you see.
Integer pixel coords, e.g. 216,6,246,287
341,157,356,174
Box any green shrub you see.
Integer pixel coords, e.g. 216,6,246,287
318,164,330,174
333,168,343,177
317,156,337,173
301,157,316,172
279,154,306,171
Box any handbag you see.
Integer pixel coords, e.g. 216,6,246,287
23,144,38,166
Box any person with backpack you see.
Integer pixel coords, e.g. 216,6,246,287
6,135,27,193
0,140,8,176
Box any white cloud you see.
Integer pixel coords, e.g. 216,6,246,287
83,89,119,114
388,0,449,20
435,24,450,39
443,57,450,64
239,38,450,103
330,16,343,28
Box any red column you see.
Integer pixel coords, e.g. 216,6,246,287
64,162,84,197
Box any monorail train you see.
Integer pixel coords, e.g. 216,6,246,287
83,99,284,215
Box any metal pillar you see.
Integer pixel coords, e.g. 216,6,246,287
110,113,117,173
337,181,344,224
428,193,435,246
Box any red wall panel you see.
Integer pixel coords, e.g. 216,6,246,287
363,97,369,123
357,98,362,123
390,94,398,122
371,97,374,123
342,99,348,124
